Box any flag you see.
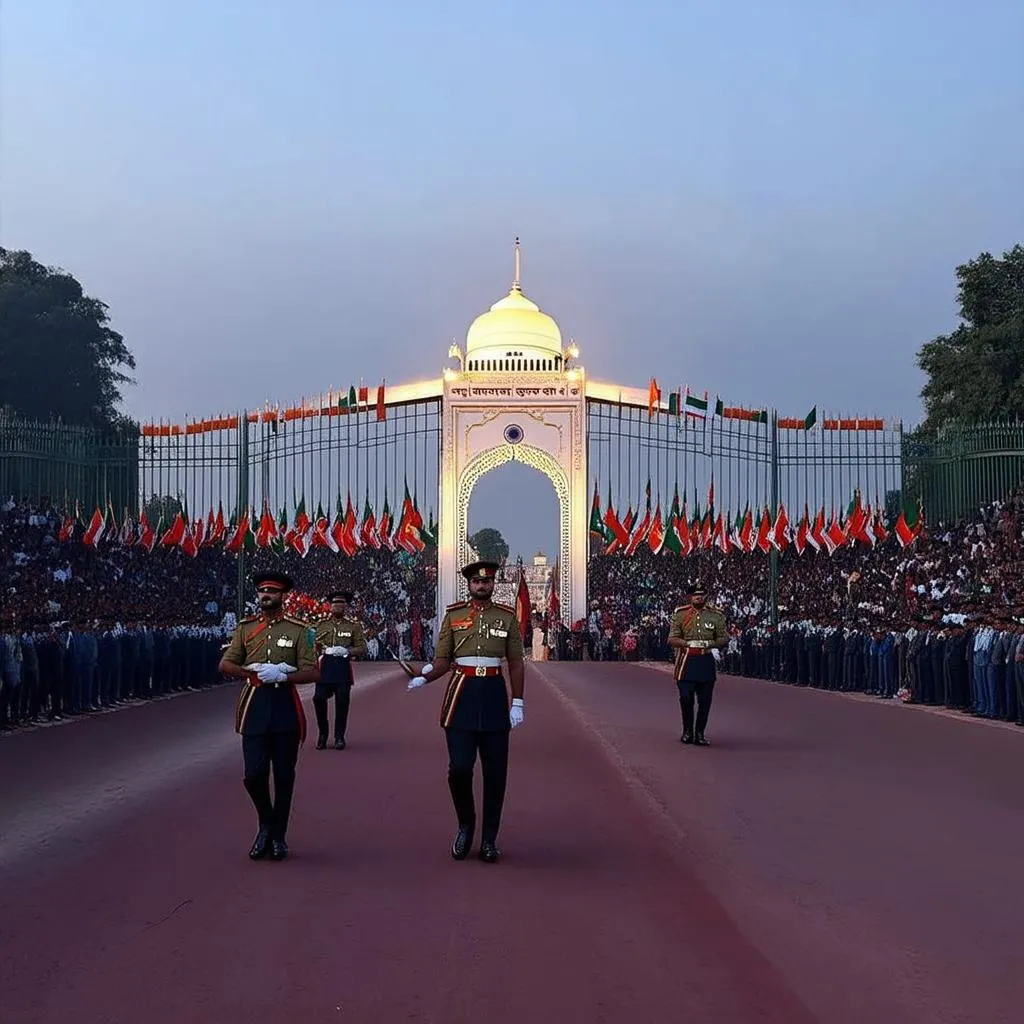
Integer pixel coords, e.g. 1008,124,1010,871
515,569,531,642
647,377,661,417
546,557,561,622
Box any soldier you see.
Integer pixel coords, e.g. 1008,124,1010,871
218,570,319,861
312,589,368,750
667,582,728,746
407,560,525,864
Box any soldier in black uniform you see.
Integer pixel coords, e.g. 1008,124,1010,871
218,571,319,861
407,560,526,863
312,590,368,749
667,582,728,745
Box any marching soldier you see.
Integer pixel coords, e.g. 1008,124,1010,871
407,560,525,864
218,570,319,861
667,582,728,746
312,589,368,749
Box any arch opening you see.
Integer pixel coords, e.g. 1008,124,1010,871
467,461,558,611
454,443,570,624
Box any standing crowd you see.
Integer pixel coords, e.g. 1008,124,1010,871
4,488,1024,731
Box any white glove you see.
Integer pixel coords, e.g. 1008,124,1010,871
509,698,524,728
711,647,722,662
325,645,348,657
256,663,287,684
278,663,297,674
420,663,434,677
407,676,427,690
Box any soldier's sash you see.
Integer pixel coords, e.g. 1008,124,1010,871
673,647,689,683
439,668,468,728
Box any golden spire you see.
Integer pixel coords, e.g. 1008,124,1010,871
512,236,521,292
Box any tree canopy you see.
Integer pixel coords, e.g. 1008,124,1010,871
0,248,136,429
916,244,1024,433
468,527,509,563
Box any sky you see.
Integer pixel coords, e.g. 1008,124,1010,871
2,0,1023,560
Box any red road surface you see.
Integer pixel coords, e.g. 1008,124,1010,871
1,661,1022,1023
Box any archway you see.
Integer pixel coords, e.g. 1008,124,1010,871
467,459,560,608
455,443,570,617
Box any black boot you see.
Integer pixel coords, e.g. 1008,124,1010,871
269,837,289,860
694,732,710,746
451,824,474,860
479,839,500,863
315,733,327,750
681,729,693,744
249,825,271,860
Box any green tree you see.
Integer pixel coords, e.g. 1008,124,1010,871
142,493,183,528
916,244,1024,433
0,248,136,428
468,527,509,563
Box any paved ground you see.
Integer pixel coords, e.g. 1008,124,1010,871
1,660,1021,1023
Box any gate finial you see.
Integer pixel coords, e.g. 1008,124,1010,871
512,236,521,292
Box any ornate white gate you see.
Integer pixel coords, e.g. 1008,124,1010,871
436,242,588,624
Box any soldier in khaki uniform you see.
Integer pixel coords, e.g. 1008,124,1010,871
312,589,368,750
218,570,319,861
667,582,728,746
407,560,525,863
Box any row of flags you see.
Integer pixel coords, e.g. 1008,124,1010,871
139,383,390,437
590,481,925,556
645,380,886,432
58,485,435,558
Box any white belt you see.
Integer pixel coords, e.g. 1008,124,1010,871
455,656,501,667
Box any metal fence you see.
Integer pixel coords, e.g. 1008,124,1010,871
138,399,441,530
586,400,905,526
903,423,1024,524
5,406,1024,543
0,413,139,514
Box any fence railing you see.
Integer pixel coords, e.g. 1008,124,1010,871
3,408,1024,533
0,413,139,514
902,423,1024,524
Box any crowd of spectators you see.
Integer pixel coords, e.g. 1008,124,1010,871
572,489,1024,723
3,488,1023,730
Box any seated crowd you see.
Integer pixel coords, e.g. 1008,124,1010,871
2,489,1022,729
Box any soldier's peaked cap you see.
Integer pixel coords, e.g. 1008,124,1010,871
462,560,500,580
688,582,707,596
253,570,294,591
327,589,354,602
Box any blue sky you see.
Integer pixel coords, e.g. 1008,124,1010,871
2,0,1022,559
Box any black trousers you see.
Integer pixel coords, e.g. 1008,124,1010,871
242,731,301,839
445,728,510,841
677,679,715,736
313,683,351,740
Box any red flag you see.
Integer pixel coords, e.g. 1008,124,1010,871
546,557,561,622
515,570,531,642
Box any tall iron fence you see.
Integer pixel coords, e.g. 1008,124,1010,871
4,406,1024,543
903,423,1024,524
586,400,905,527
137,399,441,532
0,413,139,513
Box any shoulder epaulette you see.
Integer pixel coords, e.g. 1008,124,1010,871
672,606,687,615
493,602,516,613
241,615,259,624
284,615,308,626
446,600,469,610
